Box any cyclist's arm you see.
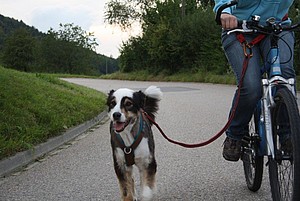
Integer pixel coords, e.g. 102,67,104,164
213,0,232,15
213,0,238,29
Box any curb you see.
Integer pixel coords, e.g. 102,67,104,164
0,111,107,178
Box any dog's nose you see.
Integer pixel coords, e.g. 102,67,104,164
113,112,121,120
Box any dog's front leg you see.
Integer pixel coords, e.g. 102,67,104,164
115,167,137,201
113,151,137,201
139,158,157,201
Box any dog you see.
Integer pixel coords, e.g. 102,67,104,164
107,86,162,201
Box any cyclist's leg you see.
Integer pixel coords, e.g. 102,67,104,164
221,32,262,140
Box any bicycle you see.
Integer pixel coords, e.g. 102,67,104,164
216,1,300,200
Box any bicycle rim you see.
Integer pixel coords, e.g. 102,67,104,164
269,88,300,201
242,110,263,192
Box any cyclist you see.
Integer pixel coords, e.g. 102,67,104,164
213,0,296,161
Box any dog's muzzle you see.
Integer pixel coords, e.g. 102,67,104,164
112,112,129,132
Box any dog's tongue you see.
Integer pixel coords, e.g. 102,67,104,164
114,122,125,132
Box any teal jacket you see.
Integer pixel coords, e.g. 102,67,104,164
213,0,294,24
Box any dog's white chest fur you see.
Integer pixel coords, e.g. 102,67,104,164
115,137,151,167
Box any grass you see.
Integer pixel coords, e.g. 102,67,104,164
1,67,299,160
0,66,106,160
100,70,237,85
101,70,300,91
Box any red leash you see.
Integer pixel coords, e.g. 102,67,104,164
143,56,249,148
143,34,265,148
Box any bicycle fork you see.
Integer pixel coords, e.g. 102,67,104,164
260,79,276,159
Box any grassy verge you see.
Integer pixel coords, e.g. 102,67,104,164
101,70,236,84
101,70,300,91
0,67,106,160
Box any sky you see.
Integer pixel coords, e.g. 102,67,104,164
0,0,140,58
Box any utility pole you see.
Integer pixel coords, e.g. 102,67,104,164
106,58,108,74
181,0,186,18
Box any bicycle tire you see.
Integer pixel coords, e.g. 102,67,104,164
242,109,264,192
269,87,300,201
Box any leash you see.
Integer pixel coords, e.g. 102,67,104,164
143,33,266,148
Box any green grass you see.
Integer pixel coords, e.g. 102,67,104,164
0,66,106,160
101,70,300,91
101,70,237,84
1,67,299,160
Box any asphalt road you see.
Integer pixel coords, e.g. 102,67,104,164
0,79,275,200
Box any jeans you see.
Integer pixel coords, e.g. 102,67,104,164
222,31,295,140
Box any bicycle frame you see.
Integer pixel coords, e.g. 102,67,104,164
257,33,296,159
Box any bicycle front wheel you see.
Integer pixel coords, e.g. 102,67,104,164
242,108,263,192
269,87,300,201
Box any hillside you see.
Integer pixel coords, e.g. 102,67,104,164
0,14,119,75
0,14,44,49
0,66,107,160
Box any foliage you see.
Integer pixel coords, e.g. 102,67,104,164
0,66,106,159
104,0,156,29
101,69,236,84
118,1,227,75
48,23,98,51
2,28,36,72
106,0,300,76
290,1,300,74
0,15,119,75
35,32,93,74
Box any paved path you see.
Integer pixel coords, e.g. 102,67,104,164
1,79,274,200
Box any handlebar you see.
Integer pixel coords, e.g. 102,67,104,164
215,0,300,35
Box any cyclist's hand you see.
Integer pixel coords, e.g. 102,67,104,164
220,13,238,30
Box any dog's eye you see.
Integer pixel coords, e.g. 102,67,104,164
110,100,116,108
124,100,133,107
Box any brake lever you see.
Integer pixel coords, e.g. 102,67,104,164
227,20,254,35
227,28,254,35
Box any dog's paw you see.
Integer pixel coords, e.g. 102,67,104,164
141,186,153,201
145,86,162,100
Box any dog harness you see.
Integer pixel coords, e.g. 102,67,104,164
113,113,147,166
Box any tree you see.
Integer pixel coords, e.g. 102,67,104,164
40,23,98,74
48,23,98,51
2,28,35,72
112,0,228,75
104,0,156,30
105,0,214,29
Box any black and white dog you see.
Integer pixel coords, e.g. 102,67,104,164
107,86,162,201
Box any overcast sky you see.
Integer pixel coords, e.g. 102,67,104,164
0,0,140,58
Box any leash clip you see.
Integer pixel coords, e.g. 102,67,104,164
243,42,253,58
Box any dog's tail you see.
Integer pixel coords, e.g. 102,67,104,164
145,86,163,101
143,86,162,122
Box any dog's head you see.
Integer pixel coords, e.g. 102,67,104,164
107,86,162,132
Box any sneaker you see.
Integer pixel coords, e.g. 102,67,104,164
223,137,242,161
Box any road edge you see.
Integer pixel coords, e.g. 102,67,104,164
0,111,107,178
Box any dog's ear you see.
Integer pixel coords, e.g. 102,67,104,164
108,90,115,97
107,90,115,106
133,91,146,109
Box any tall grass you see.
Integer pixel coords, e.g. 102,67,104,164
0,67,106,160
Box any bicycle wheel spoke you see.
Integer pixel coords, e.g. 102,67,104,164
278,160,293,200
